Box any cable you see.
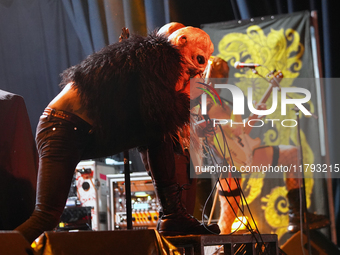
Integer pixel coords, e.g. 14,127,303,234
200,127,247,236
203,146,245,235
203,135,247,220
207,114,270,254
197,79,278,253
200,118,267,254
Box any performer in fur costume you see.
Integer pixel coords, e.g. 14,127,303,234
15,26,219,244
139,22,212,217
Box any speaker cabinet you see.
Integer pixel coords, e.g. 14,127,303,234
35,230,174,255
281,230,340,255
0,231,35,255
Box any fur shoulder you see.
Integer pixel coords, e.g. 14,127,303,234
60,32,189,136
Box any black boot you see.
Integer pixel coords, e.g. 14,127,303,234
141,136,220,236
156,183,220,236
287,188,330,233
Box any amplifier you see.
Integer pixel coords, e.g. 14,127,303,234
58,160,119,231
57,206,92,231
106,172,160,230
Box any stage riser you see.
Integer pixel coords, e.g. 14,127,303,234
0,231,34,255
1,230,173,255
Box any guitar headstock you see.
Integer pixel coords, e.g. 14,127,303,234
268,70,283,87
119,27,130,42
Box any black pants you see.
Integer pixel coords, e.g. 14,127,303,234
15,110,93,243
15,109,176,243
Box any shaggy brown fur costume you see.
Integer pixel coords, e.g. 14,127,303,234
60,33,190,140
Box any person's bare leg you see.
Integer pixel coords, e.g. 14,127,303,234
217,146,273,234
217,177,241,234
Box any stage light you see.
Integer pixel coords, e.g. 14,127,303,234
231,216,256,232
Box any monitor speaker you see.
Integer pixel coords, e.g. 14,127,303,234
34,230,175,255
281,230,340,255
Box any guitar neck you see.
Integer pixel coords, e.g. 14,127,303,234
244,71,283,134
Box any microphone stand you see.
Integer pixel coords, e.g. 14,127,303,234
124,150,133,230
250,66,314,254
293,106,313,255
118,28,133,230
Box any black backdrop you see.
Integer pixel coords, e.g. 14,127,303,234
1,0,340,245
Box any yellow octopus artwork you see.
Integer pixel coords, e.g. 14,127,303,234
217,25,315,240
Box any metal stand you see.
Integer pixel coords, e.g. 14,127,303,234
294,107,313,255
251,66,315,254
124,150,133,229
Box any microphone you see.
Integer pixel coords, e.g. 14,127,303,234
234,61,261,69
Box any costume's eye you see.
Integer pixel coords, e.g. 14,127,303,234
197,55,205,65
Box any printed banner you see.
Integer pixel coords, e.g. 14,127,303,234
192,11,330,245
